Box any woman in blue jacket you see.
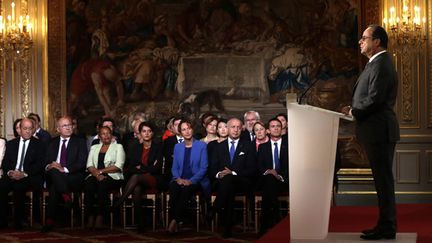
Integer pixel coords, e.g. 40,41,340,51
167,119,210,233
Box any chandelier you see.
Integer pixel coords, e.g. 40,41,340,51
0,0,33,61
383,0,427,51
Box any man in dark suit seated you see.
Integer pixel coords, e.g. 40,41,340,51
161,116,183,190
210,118,256,238
0,118,45,229
28,112,52,144
41,116,88,232
257,118,289,235
240,110,260,142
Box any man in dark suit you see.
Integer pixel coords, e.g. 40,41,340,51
0,118,45,229
28,112,52,144
210,118,256,238
41,116,88,232
342,24,399,240
161,116,183,190
240,110,260,142
257,118,288,235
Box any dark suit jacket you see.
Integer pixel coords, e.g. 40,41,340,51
352,52,400,143
127,141,163,176
257,137,289,182
162,135,179,179
240,130,254,142
1,137,45,187
210,138,256,179
35,128,52,144
45,135,88,174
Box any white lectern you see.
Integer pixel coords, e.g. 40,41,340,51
287,100,353,240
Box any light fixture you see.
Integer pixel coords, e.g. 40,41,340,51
0,0,33,61
383,0,427,52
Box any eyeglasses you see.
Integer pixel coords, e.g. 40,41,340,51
60,124,73,129
359,36,375,41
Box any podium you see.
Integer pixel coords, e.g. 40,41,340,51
287,101,353,240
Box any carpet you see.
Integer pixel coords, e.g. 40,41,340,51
0,227,257,242
257,203,432,243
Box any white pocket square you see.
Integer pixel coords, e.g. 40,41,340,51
239,152,245,156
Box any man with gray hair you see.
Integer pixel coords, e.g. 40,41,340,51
240,110,260,142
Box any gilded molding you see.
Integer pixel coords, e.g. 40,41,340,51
429,1,432,127
0,60,4,137
47,0,66,131
401,56,414,122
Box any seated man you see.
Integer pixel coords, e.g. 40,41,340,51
42,116,88,232
210,118,256,238
257,118,289,235
0,118,45,229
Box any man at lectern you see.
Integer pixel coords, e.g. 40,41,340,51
341,24,399,240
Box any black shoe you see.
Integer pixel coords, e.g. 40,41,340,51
361,226,378,234
222,230,232,238
360,230,396,240
41,224,53,233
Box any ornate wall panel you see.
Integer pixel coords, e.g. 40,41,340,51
395,150,420,184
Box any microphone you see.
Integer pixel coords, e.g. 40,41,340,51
297,78,321,104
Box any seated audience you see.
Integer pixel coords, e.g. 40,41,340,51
162,116,175,141
162,116,183,191
90,117,122,146
0,118,45,229
13,118,22,138
276,113,288,139
84,126,125,229
257,118,289,235
240,110,260,142
42,116,88,232
112,121,163,231
28,112,52,144
167,119,210,234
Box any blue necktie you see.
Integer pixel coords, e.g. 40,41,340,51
274,142,280,171
178,138,184,143
229,141,235,163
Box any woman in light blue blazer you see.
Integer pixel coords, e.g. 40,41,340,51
84,126,125,229
167,119,210,233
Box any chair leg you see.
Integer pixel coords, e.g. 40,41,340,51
151,195,156,232
110,193,114,230
70,193,74,229
81,193,85,228
196,195,200,232
165,194,169,228
243,197,247,232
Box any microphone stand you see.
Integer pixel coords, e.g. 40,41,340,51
297,78,321,104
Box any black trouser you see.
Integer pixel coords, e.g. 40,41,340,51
363,142,397,232
169,181,200,223
45,170,84,219
214,175,250,231
0,176,31,226
84,176,122,216
260,174,288,231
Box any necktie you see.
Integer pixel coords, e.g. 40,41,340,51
250,132,255,141
60,139,67,167
274,142,280,171
18,140,27,171
229,141,235,163
178,138,184,143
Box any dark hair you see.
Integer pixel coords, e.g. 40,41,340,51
28,112,41,122
139,121,154,133
201,112,217,126
99,117,115,128
253,121,267,131
98,125,112,134
204,116,218,127
369,24,388,49
178,119,193,133
267,118,282,127
217,118,227,127
13,118,22,138
276,113,287,121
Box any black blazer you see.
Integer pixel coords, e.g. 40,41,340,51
127,141,163,176
45,135,88,174
162,135,179,177
2,137,45,185
35,128,52,144
240,130,254,142
210,138,256,179
257,138,289,182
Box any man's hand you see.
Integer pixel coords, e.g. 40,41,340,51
218,167,233,179
341,106,351,115
8,171,26,180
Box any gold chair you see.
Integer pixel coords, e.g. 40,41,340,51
165,192,201,232
81,189,120,229
121,189,160,231
42,190,79,228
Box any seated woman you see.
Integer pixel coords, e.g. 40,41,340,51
168,119,210,234
200,116,219,144
84,126,125,229
253,121,269,151
112,121,163,231
207,118,228,180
